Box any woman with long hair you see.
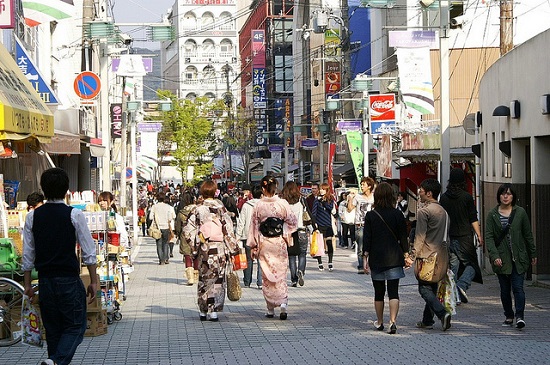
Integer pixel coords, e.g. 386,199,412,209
98,191,129,247
363,182,409,334
183,181,240,321
312,182,335,271
248,175,297,319
281,181,307,287
175,190,199,285
485,183,537,329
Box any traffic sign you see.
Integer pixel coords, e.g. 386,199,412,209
74,71,101,99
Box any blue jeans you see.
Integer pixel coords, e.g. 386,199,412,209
418,282,448,325
355,225,364,269
243,244,262,287
449,238,476,291
289,252,307,283
39,276,87,365
156,229,170,263
497,263,526,320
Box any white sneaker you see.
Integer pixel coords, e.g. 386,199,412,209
41,360,56,365
207,312,218,322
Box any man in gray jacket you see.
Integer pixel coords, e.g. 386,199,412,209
235,184,263,289
408,178,452,331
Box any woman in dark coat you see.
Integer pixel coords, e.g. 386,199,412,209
363,183,410,334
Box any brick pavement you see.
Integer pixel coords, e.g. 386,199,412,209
3,237,550,365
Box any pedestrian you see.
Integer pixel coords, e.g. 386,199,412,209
247,175,298,320
175,190,199,285
98,191,129,248
235,184,263,289
348,176,375,274
149,193,176,265
22,168,98,365
305,183,319,212
363,182,410,334
439,168,484,304
312,182,335,271
485,183,537,329
183,180,240,321
409,178,452,331
281,181,307,287
396,191,409,219
237,183,252,212
26,191,44,211
338,190,356,248
137,205,147,236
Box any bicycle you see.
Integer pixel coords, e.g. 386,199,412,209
0,276,25,347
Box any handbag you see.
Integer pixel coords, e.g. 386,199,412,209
259,217,284,237
147,213,162,240
226,267,242,301
287,230,302,256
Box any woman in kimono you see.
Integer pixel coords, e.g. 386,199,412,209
183,181,239,322
248,175,298,320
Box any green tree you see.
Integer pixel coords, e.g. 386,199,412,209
157,91,220,185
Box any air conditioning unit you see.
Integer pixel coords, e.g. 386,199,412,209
185,57,191,63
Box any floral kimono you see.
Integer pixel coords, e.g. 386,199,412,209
247,196,298,310
183,198,239,314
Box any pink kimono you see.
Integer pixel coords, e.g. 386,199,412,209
247,196,298,311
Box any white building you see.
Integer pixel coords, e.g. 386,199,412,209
161,0,240,101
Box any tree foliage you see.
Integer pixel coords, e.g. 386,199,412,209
157,90,220,185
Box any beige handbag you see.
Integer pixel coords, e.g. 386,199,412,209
226,265,242,301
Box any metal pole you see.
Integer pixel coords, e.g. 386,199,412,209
284,123,289,183
131,112,138,245
363,99,369,178
120,76,128,213
100,42,111,192
439,0,451,186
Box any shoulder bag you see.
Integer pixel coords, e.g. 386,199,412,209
494,209,516,247
147,210,162,240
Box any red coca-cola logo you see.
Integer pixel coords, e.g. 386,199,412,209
371,100,394,111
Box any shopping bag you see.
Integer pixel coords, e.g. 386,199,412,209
21,295,43,348
233,253,248,270
310,230,325,257
226,269,242,301
437,269,458,315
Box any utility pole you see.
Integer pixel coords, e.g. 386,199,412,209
222,63,233,184
439,0,451,186
500,0,513,55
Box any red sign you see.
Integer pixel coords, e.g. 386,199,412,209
74,71,101,99
369,94,396,121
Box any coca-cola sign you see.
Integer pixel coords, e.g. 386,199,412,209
369,94,396,121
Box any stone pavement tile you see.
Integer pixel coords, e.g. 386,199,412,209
2,238,549,364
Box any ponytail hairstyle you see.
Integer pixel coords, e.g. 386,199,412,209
98,191,118,213
261,175,278,196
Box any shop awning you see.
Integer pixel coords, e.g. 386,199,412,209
397,147,475,162
333,163,355,177
0,44,54,142
42,130,81,155
89,144,106,157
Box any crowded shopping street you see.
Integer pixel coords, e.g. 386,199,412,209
2,235,549,365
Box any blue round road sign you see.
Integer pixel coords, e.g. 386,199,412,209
74,71,101,99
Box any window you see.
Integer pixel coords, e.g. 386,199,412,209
182,12,197,30
219,12,233,30
201,12,215,30
201,40,216,58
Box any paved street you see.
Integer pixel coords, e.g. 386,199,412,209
3,237,550,365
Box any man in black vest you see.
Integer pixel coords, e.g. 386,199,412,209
23,168,98,365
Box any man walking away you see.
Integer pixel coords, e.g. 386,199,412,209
150,194,176,264
408,178,452,331
440,168,483,304
23,168,98,365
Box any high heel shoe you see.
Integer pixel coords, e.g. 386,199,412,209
389,322,397,334
373,321,384,331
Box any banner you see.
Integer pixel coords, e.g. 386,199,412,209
270,152,282,173
396,47,435,115
346,132,363,183
376,134,392,179
327,142,336,194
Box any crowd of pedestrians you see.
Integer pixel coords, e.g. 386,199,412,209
138,172,537,335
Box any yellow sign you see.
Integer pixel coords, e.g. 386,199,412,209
0,44,54,139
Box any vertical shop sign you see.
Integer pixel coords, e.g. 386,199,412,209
0,0,14,29
110,103,123,138
369,93,396,135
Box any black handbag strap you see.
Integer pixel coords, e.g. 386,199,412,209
301,197,317,230
373,210,398,242
495,209,516,247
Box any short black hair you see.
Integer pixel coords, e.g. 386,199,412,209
26,192,44,207
40,168,69,200
251,184,263,199
496,183,517,206
420,178,441,200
